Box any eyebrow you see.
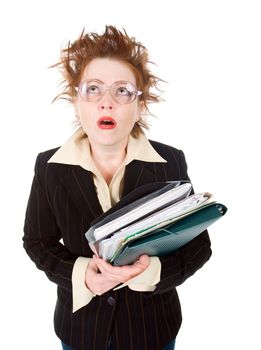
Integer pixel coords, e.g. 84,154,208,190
83,78,104,84
82,79,135,85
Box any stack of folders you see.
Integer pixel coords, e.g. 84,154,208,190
85,181,227,266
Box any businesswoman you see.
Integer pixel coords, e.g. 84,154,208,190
23,26,212,350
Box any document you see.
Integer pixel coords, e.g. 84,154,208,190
99,192,212,261
85,181,227,264
88,181,192,241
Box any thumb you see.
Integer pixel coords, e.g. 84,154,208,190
134,255,150,267
139,254,149,262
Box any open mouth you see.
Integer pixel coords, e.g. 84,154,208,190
97,117,117,129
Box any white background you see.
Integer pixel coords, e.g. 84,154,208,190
1,0,260,349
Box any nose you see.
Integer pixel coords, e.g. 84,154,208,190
98,90,116,112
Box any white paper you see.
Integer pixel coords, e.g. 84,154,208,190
94,183,192,240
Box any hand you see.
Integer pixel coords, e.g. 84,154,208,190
85,254,150,296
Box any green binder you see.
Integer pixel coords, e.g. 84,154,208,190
111,203,227,266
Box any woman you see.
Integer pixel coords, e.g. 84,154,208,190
23,26,212,350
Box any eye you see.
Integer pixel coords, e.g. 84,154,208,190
116,86,131,96
86,84,101,94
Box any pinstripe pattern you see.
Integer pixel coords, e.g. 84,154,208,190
93,296,101,349
153,299,160,349
80,306,85,349
125,287,133,350
161,297,172,340
139,293,147,349
23,140,212,350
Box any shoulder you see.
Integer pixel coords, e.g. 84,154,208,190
33,146,71,182
32,146,72,193
148,139,190,181
148,139,187,164
34,147,60,171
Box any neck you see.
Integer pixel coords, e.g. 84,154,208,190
88,137,129,182
89,138,128,163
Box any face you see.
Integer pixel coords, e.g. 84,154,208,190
75,57,143,149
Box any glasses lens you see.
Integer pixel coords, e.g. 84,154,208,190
111,81,137,104
79,81,103,101
78,80,139,104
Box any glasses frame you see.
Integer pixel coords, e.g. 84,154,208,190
76,79,143,105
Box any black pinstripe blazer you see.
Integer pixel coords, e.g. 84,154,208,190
23,139,212,350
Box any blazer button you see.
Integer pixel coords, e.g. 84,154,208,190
107,296,116,306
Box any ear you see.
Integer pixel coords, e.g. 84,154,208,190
139,100,145,110
138,100,145,113
136,101,145,121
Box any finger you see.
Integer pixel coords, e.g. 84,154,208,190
93,255,119,276
133,255,150,267
93,256,132,283
111,255,150,278
138,254,150,262
120,262,149,277
88,258,99,273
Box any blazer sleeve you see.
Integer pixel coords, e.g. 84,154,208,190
22,153,77,291
153,150,212,294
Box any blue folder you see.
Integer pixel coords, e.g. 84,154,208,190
111,202,227,266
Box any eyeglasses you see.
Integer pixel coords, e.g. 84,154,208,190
76,79,142,104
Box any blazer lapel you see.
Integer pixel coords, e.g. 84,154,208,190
57,160,158,223
122,160,157,197
59,165,104,223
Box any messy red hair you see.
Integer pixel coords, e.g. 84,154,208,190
52,25,163,137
